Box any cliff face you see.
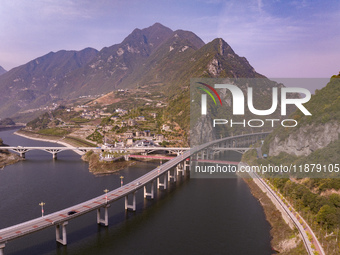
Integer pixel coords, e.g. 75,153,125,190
190,115,216,146
265,75,340,157
269,121,340,157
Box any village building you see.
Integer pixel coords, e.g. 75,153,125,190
162,124,171,131
126,138,133,146
125,130,134,138
127,118,136,126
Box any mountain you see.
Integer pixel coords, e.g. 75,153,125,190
51,23,174,98
0,66,6,76
163,37,275,137
0,48,98,117
263,75,340,159
0,22,285,129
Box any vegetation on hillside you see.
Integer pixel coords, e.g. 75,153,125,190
263,75,340,149
0,118,15,126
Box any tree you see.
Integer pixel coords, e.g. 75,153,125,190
317,205,337,227
329,194,340,207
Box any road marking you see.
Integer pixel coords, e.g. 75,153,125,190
32,225,38,228
45,219,53,223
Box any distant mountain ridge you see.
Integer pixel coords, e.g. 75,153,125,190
51,23,175,98
0,48,98,117
0,22,267,123
0,66,6,76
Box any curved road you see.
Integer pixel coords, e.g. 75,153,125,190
244,163,325,255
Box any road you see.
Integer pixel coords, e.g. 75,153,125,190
243,161,325,255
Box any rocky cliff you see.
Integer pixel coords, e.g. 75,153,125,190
265,75,340,157
269,121,339,156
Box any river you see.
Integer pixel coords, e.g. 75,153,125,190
0,129,273,255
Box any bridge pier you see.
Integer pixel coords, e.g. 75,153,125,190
157,174,167,190
0,243,5,255
97,205,110,226
124,154,130,161
208,149,214,160
184,159,190,171
125,192,136,211
56,221,68,245
20,152,25,158
144,181,154,199
45,149,62,159
176,163,185,176
168,168,176,182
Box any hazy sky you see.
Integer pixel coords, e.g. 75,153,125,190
0,0,339,80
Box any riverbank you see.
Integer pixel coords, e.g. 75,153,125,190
243,177,307,254
14,130,96,155
0,135,24,168
82,151,136,175
0,126,25,132
0,150,23,168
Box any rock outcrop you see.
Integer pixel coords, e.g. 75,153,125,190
269,121,340,157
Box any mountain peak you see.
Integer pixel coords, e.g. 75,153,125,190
120,23,173,52
147,22,171,31
172,30,205,49
210,38,235,56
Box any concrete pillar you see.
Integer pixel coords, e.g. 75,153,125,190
143,181,154,199
208,149,213,160
184,159,189,172
157,175,167,190
97,205,110,226
53,153,57,159
56,221,68,245
176,163,185,176
0,243,5,255
20,152,25,158
124,155,130,161
168,168,176,182
125,192,136,211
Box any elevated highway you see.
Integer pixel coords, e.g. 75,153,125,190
0,132,269,254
